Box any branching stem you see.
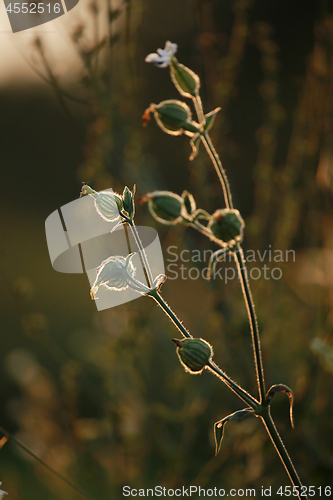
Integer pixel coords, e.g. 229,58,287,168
148,289,259,410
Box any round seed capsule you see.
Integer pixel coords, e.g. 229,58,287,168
172,338,213,374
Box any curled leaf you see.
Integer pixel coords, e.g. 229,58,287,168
207,249,229,280
189,133,201,160
153,274,167,291
214,408,254,455
266,384,295,429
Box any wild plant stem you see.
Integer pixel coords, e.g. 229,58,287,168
0,426,89,500
129,220,154,288
234,244,266,403
193,95,205,125
148,289,259,410
201,132,233,210
200,128,306,495
189,222,266,402
260,408,306,500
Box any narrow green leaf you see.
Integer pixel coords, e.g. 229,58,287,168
204,107,221,132
214,421,225,455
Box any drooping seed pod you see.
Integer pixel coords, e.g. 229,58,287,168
80,184,123,222
208,209,245,244
90,254,136,298
141,190,184,225
172,338,213,374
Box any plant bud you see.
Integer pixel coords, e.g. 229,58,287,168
143,100,200,136
90,254,136,298
208,209,245,243
122,186,134,219
172,338,213,374
81,184,123,222
141,191,183,225
170,59,200,98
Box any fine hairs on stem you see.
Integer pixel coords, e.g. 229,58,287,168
82,41,308,499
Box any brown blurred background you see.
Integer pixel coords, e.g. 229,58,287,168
1,0,333,498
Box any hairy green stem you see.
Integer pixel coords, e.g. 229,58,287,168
193,95,205,125
129,220,154,288
260,408,306,500
201,132,233,210
189,221,266,402
193,94,233,209
200,127,306,493
148,289,259,410
234,244,266,403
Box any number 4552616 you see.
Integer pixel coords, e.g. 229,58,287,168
6,3,61,13
277,486,331,497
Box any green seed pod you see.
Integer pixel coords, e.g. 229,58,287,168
170,59,200,98
144,100,200,136
80,184,123,222
208,209,245,243
172,338,213,374
94,190,123,221
141,191,183,225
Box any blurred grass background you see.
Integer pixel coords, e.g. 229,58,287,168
1,0,333,498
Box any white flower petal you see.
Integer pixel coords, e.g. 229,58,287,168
165,41,178,55
145,52,160,63
145,41,178,68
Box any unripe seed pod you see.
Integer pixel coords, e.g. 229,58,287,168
80,184,123,222
143,100,200,136
170,59,200,98
208,209,244,243
94,191,123,221
141,191,183,225
172,338,213,374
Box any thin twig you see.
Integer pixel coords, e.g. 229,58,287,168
0,426,90,500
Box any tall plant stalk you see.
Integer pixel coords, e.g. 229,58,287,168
83,41,308,499
142,42,307,498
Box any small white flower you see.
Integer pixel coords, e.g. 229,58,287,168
91,254,136,297
90,254,150,299
145,41,178,68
